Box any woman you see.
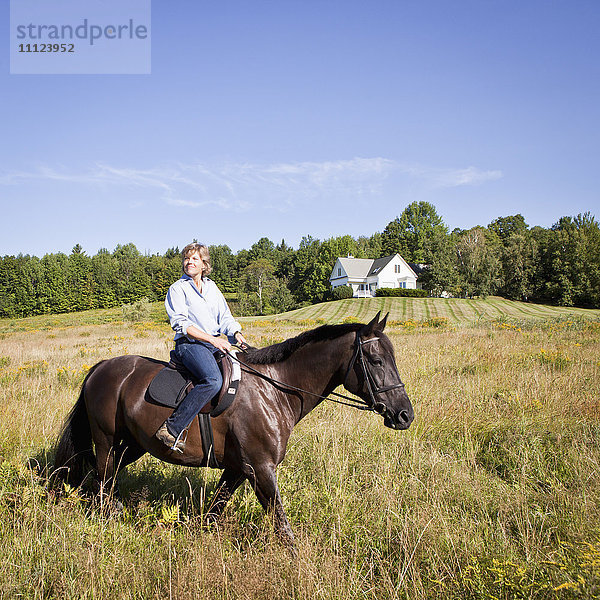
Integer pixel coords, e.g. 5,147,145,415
155,242,248,453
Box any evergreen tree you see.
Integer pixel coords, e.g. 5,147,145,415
67,245,95,311
113,243,151,304
12,255,40,316
0,256,16,317
40,253,70,313
274,239,295,280
91,249,119,308
234,249,251,282
248,237,277,263
357,233,383,259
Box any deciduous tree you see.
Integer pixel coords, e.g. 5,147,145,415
455,227,501,298
381,201,447,262
240,259,276,315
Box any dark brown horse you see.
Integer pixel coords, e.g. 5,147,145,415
54,313,413,546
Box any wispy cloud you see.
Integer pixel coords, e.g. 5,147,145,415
397,164,503,188
0,158,502,210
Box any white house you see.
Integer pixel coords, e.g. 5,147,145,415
329,254,421,298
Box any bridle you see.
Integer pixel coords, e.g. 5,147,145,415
230,330,405,412
342,331,405,411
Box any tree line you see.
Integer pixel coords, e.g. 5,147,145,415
1,203,598,319
381,203,600,308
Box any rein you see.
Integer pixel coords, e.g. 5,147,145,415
229,351,373,410
228,331,403,412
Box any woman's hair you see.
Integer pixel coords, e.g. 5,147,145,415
181,242,212,276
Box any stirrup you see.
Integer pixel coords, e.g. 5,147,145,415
171,429,187,454
156,422,186,454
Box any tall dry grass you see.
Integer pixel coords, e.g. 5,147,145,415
0,311,599,598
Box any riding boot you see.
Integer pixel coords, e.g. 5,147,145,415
155,422,187,453
155,340,222,453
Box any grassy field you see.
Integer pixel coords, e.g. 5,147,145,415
273,296,600,324
0,298,599,599
2,296,599,335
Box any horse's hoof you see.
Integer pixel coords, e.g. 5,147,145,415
97,494,124,515
111,498,124,513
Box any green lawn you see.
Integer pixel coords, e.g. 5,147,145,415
254,296,600,325
2,296,599,336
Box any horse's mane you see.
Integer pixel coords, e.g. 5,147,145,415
243,322,363,365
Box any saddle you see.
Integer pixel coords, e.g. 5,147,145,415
146,349,242,418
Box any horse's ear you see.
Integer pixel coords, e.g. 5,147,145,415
376,312,389,332
362,312,381,336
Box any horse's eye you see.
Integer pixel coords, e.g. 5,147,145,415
371,358,383,366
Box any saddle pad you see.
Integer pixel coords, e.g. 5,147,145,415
147,367,191,409
146,350,242,415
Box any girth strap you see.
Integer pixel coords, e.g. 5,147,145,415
198,414,219,468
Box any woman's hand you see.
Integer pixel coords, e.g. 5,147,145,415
234,331,249,349
211,336,232,352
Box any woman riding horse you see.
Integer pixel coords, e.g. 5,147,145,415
54,313,413,548
156,242,248,453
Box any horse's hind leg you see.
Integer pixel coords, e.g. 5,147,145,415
92,432,117,500
94,431,145,508
206,468,246,524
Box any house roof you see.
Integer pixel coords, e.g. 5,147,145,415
367,255,396,276
409,263,427,276
338,257,374,278
337,254,413,279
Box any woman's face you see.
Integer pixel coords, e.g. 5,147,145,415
183,252,204,278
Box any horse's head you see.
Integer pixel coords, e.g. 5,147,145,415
344,312,414,430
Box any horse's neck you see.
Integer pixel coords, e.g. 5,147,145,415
275,336,350,422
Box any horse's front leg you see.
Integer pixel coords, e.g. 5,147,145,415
250,464,295,550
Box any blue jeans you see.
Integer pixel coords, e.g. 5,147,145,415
165,340,223,438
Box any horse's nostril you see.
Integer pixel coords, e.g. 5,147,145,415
399,410,410,423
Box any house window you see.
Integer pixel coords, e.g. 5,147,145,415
338,268,341,276
399,281,406,288
395,265,401,273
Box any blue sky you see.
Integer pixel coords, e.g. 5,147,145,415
2,0,599,257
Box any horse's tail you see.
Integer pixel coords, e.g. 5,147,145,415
53,361,104,488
